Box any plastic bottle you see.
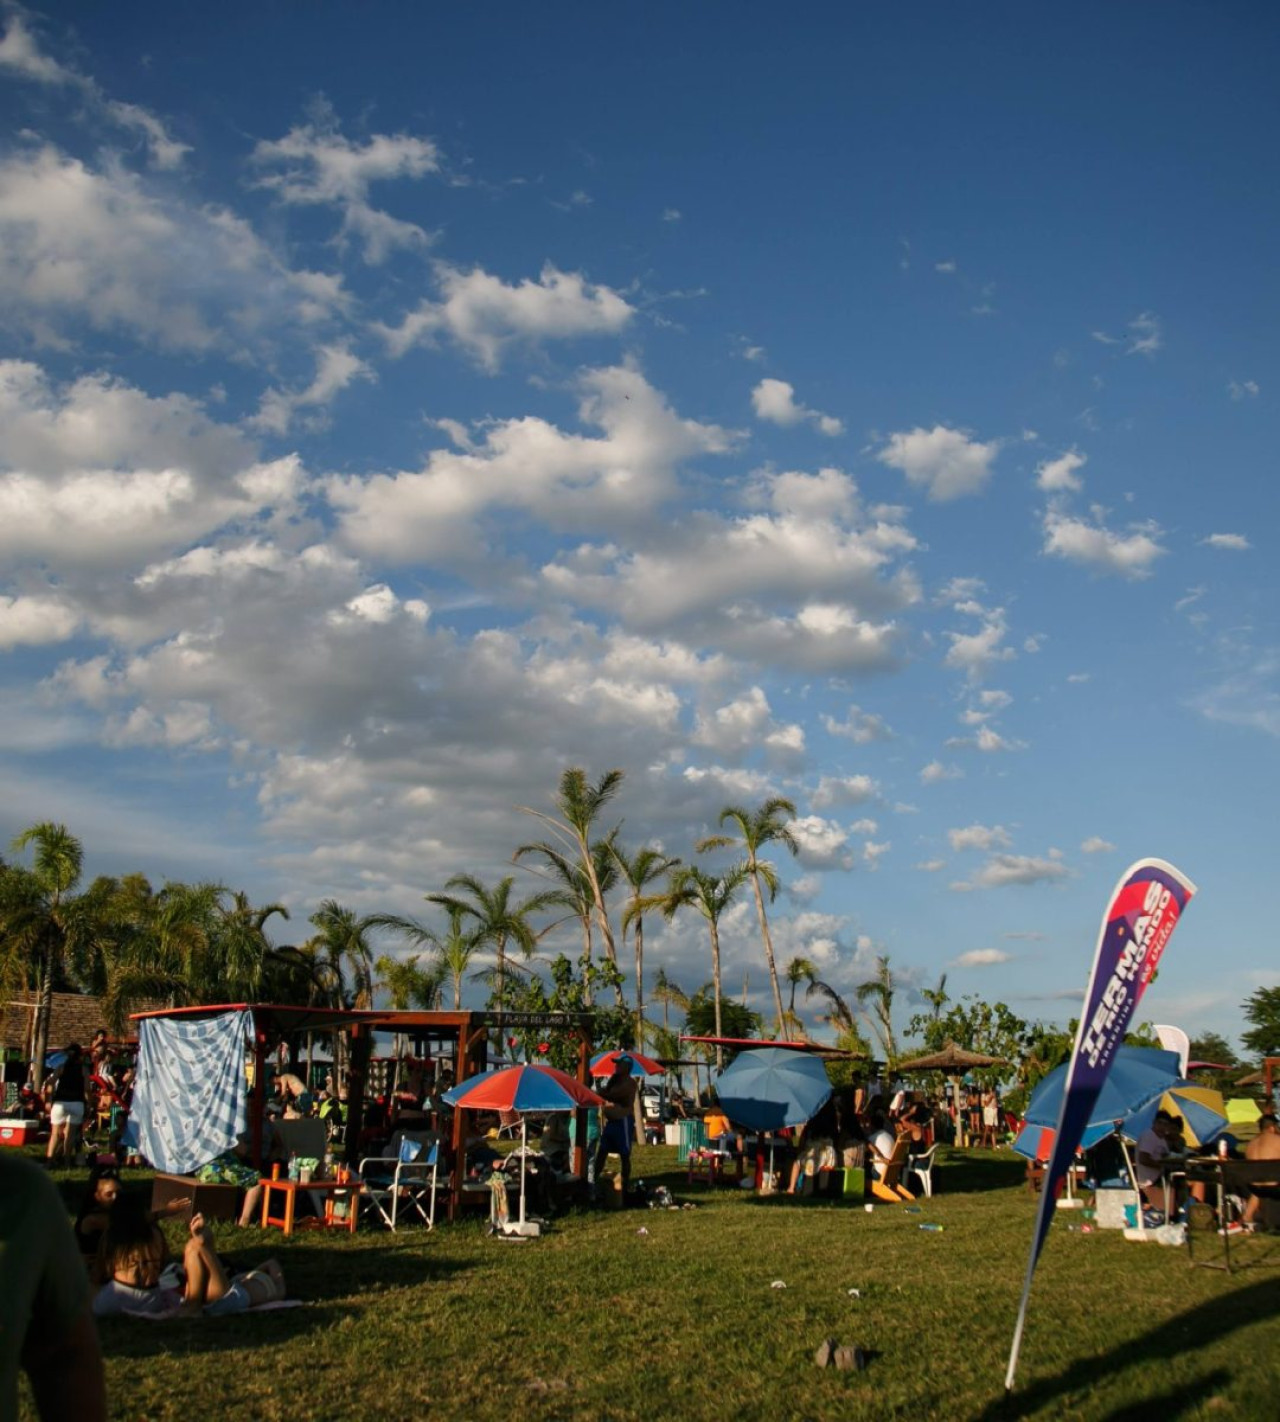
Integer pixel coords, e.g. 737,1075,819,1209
287,1151,300,1182
918,1222,944,1232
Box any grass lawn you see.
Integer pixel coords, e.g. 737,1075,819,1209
21,1146,1280,1421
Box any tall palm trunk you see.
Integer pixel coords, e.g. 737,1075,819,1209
709,920,724,1071
31,952,55,1092
750,872,786,1035
634,916,645,1049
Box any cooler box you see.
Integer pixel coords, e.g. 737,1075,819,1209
0,1119,41,1147
677,1119,707,1163
663,1123,681,1146
1094,1188,1141,1230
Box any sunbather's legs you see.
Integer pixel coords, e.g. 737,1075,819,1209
181,1228,232,1306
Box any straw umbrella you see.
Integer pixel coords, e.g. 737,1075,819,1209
896,1041,1007,1147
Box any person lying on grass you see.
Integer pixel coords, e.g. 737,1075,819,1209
92,1201,286,1319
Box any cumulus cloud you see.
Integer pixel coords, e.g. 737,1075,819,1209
0,592,81,647
953,948,1011,967
877,425,998,501
1036,449,1086,493
945,725,1026,754
789,815,856,870
811,774,878,809
950,852,1069,891
692,686,804,765
948,824,1011,852
249,343,374,435
822,703,893,742
751,378,844,437
1228,379,1259,401
1202,533,1250,552
0,145,342,351
0,14,188,168
920,760,963,784
377,261,634,368
1042,507,1166,578
944,604,1015,680
250,109,439,262
1081,836,1115,853
915,859,946,872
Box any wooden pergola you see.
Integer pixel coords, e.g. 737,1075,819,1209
132,1004,597,1222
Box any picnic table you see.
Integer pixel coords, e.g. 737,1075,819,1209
1184,1157,1279,1271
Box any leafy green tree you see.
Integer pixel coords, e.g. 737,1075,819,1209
683,983,762,1066
698,797,798,1035
502,953,632,1074
1187,1030,1241,1095
0,824,121,1086
1242,985,1280,1059
661,864,748,1068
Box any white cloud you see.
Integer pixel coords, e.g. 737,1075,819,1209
0,592,81,647
915,859,946,872
251,111,439,262
1202,533,1251,552
863,840,890,868
948,824,1011,852
0,145,342,352
1067,672,1091,684
811,774,878,809
789,815,855,870
692,687,803,764
944,604,1014,680
822,703,893,742
662,208,682,223
877,425,998,501
249,343,374,435
945,725,1026,754
950,852,1069,891
1042,507,1166,579
1126,311,1162,357
935,260,956,274
1036,449,1086,493
378,261,634,368
953,948,1011,967
1081,836,1115,853
0,14,188,168
1228,379,1259,401
751,378,844,437
920,760,963,784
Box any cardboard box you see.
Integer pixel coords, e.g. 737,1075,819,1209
1094,1188,1141,1230
0,1119,42,1147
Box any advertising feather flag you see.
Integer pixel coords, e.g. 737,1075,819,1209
1004,858,1196,1392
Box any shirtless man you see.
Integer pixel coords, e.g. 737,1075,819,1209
594,1055,638,1202
1242,1114,1280,1229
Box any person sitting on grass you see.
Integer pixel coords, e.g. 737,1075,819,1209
74,1163,191,1266
92,1201,286,1318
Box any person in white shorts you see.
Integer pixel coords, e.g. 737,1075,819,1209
46,1043,88,1165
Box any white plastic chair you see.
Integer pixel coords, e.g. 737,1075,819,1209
910,1144,939,1198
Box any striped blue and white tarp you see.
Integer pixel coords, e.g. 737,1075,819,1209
130,1009,252,1175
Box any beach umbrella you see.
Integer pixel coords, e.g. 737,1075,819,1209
443,1064,606,1229
713,1047,832,1132
589,1049,665,1078
1011,1046,1184,1159
1124,1083,1228,1150
897,1041,1008,1147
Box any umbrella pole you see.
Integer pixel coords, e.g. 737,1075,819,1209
519,1118,528,1227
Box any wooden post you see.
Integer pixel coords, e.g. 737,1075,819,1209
250,1026,267,1169
343,1023,370,1166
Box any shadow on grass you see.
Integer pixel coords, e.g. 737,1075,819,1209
1098,1370,1231,1421
936,1151,1028,1194
96,1243,473,1360
973,1278,1280,1420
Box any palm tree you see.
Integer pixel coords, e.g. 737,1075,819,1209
661,864,748,1069
305,900,377,1090
614,843,681,1050
651,966,689,1036
427,874,558,1015
0,823,114,1086
514,835,619,1001
518,767,624,977
856,953,898,1068
804,976,874,1058
786,955,817,1017
698,797,798,1036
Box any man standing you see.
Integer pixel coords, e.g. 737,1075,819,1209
594,1055,638,1204
1242,1113,1280,1230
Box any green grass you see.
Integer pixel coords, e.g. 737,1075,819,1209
22,1146,1280,1421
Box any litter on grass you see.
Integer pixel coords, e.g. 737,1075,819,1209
771,1280,787,1289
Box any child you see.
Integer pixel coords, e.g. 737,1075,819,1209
92,1202,286,1318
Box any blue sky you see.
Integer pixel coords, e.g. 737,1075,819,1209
1,3,1276,1049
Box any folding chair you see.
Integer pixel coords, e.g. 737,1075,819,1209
496,1109,522,1140
359,1134,440,1231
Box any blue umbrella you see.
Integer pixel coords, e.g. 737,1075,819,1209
714,1047,833,1132
1012,1046,1183,1159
